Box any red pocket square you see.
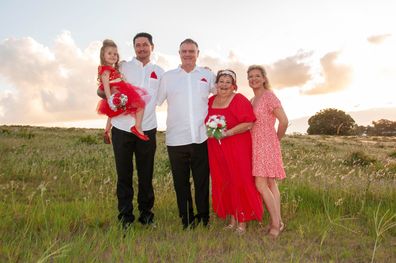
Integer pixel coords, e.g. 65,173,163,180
150,71,158,79
200,77,207,82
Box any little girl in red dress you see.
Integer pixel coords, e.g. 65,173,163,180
96,39,150,141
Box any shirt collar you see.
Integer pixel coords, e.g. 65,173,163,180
177,65,201,73
132,57,152,68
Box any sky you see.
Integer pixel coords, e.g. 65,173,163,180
0,0,395,133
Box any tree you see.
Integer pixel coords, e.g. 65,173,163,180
307,108,356,135
352,125,368,136
369,119,396,136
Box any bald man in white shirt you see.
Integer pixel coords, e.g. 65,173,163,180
158,39,216,229
98,33,164,229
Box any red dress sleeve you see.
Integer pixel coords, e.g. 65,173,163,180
98,65,115,76
266,91,282,112
232,93,256,123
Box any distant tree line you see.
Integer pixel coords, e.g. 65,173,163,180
355,119,396,136
307,108,396,136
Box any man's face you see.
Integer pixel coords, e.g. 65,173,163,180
134,37,153,61
179,43,199,67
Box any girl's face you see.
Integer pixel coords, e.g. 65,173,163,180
248,69,265,90
103,46,118,65
216,75,235,97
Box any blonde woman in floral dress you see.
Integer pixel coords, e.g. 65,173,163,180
248,65,288,238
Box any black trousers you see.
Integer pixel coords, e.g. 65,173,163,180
167,141,210,227
111,127,156,224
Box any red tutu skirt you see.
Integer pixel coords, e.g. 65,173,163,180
97,81,150,118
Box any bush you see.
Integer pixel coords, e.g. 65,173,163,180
77,135,98,145
344,151,376,166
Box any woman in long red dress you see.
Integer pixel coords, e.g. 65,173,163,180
206,69,263,234
248,65,289,238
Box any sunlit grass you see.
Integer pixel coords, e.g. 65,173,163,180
1,126,395,262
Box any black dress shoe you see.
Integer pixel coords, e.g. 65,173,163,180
195,216,210,227
138,213,155,225
183,221,196,230
121,221,133,231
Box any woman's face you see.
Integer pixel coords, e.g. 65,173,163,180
248,69,265,90
216,75,235,97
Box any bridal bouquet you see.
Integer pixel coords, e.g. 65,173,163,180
108,93,128,111
206,115,227,144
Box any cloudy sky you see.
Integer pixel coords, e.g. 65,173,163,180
0,0,395,132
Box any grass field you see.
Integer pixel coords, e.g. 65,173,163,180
0,125,395,262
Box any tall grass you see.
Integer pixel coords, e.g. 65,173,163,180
1,126,395,262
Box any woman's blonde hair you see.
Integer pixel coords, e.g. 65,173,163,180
247,65,270,90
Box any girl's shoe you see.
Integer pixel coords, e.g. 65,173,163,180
131,126,149,141
103,132,111,144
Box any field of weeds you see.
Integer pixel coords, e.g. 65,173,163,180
0,125,395,262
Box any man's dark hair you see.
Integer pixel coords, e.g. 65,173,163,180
179,38,198,48
133,32,154,45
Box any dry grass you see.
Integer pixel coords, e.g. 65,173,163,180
1,126,395,262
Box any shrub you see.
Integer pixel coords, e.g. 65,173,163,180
344,151,376,166
77,135,98,145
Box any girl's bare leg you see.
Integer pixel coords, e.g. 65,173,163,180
105,118,112,133
130,108,149,141
134,108,144,134
103,118,112,144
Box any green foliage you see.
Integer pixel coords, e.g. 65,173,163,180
0,127,11,135
388,151,396,158
344,151,377,167
307,108,356,135
369,119,396,136
77,135,99,145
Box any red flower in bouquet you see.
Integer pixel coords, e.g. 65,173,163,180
113,96,121,106
108,93,128,111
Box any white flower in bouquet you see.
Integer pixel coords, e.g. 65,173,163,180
206,115,227,143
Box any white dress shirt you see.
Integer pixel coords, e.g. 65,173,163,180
111,58,164,132
158,66,216,146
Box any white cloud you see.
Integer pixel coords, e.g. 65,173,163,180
302,51,352,95
0,31,99,124
1,32,392,128
367,33,392,44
